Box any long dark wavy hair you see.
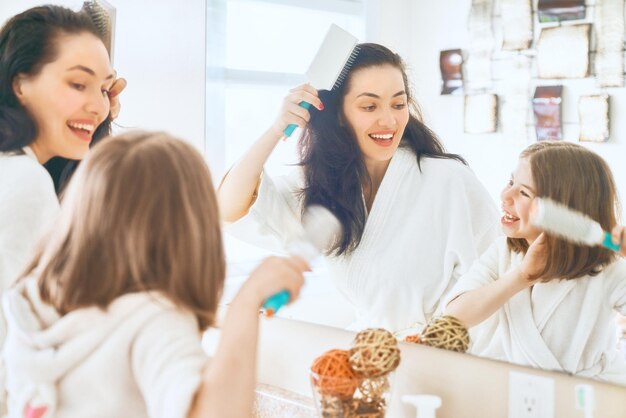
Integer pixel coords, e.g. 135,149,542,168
298,43,465,256
0,5,111,192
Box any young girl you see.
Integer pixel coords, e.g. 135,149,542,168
219,43,499,332
2,131,307,418
445,141,626,384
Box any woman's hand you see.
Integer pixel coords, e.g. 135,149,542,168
612,225,625,257
108,77,127,121
269,83,323,139
518,232,549,284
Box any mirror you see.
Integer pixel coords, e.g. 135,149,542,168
5,0,622,390
205,0,365,326
206,0,626,388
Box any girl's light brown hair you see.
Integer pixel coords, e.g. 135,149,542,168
508,141,620,280
25,131,225,330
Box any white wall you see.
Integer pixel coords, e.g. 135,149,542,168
0,0,206,153
367,0,626,221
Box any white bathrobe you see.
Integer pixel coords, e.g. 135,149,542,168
0,148,59,412
444,236,626,384
0,148,58,301
228,147,500,332
2,277,207,418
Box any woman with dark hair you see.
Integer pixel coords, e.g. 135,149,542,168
219,43,500,332
0,3,125,366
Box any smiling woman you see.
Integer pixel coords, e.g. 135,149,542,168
218,43,501,333
13,35,115,162
0,5,124,410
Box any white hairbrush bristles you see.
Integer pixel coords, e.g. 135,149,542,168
261,205,342,316
531,198,620,252
82,0,116,63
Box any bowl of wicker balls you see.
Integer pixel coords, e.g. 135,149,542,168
309,328,401,418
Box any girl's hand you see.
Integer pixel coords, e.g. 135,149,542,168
108,77,127,121
240,256,309,308
519,232,549,284
269,84,323,139
612,225,626,257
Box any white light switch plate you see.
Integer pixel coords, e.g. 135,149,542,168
508,371,555,418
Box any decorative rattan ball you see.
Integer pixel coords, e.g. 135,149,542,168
358,376,390,402
353,398,386,418
420,315,470,353
318,394,350,418
349,328,400,378
404,334,421,344
311,349,360,399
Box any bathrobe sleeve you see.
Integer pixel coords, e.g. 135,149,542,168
442,237,507,307
225,169,305,253
0,158,58,292
440,237,511,355
0,157,58,408
607,259,626,315
435,161,502,313
131,309,207,418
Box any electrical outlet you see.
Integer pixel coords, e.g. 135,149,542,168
508,371,555,418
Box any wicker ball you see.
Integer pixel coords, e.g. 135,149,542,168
311,349,360,399
358,376,390,402
318,394,350,418
353,398,386,418
420,315,470,353
404,334,421,344
349,328,400,378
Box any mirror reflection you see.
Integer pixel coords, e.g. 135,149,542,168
208,0,626,386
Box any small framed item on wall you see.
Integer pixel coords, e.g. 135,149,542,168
464,94,498,134
536,24,590,79
533,86,563,141
501,0,533,50
579,94,610,142
440,49,464,95
595,0,625,88
537,0,585,23
465,0,494,92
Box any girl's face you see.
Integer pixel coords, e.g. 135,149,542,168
13,32,114,163
500,157,542,244
341,64,409,168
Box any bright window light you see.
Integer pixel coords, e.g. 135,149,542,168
208,0,365,267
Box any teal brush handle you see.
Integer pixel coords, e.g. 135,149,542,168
262,290,290,316
602,231,621,252
283,102,311,137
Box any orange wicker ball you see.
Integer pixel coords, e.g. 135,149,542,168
311,349,360,399
404,334,421,344
349,328,400,378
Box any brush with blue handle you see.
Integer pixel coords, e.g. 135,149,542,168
261,205,341,316
530,198,621,252
283,102,311,137
282,24,359,138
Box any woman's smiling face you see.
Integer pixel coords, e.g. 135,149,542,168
341,64,409,167
13,32,114,163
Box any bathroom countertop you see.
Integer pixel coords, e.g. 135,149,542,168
253,383,316,418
